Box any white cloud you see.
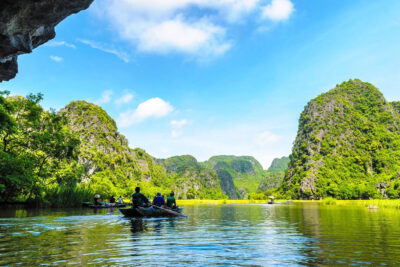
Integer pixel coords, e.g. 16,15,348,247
115,93,134,105
92,0,295,59
261,0,294,21
137,17,231,58
96,90,113,105
50,56,63,62
170,119,188,138
254,131,281,146
171,130,183,138
170,119,188,127
46,41,76,49
118,97,174,127
78,39,130,62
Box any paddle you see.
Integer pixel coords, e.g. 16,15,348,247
152,205,185,217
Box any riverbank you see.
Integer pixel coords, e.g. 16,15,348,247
177,199,400,209
292,199,400,209
178,199,269,205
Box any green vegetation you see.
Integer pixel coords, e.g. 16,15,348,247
0,91,87,206
0,96,231,206
63,101,228,202
204,155,265,198
279,79,400,200
248,156,288,200
322,197,337,205
159,155,227,200
178,199,268,205
5,79,400,205
267,156,289,172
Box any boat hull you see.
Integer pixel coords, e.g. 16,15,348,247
84,203,127,208
120,207,183,217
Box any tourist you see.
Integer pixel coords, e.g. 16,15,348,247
153,192,165,207
109,195,116,207
94,194,101,206
118,196,123,204
131,187,150,207
166,192,177,209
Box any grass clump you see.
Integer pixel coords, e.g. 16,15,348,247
322,197,337,205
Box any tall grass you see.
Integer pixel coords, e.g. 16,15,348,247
337,199,400,209
295,199,400,209
44,186,93,207
322,197,337,205
178,199,269,205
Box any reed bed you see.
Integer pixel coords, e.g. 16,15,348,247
293,199,400,209
178,199,269,205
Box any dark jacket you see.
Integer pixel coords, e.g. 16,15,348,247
132,192,149,207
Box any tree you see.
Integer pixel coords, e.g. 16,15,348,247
0,92,80,202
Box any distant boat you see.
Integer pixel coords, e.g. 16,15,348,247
82,202,127,208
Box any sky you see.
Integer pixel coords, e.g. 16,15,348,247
2,0,400,168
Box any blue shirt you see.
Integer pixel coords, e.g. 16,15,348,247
153,196,165,207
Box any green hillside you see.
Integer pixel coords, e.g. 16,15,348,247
204,155,265,198
279,79,400,199
63,101,227,201
267,156,290,172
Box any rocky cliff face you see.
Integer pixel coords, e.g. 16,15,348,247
267,157,289,173
257,157,289,192
0,0,93,82
204,155,265,198
159,155,227,199
61,101,228,199
280,80,400,199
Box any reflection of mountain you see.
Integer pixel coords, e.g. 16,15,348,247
284,202,400,266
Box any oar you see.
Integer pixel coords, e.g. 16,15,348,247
152,205,185,217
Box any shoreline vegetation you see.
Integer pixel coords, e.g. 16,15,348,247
179,199,400,210
4,199,400,211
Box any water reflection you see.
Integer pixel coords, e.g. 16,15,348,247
130,218,147,235
0,204,400,266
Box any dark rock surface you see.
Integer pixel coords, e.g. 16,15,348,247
0,0,93,82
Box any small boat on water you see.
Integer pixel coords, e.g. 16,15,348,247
82,202,128,208
120,206,184,218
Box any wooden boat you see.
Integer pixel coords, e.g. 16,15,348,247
120,206,184,218
82,202,127,208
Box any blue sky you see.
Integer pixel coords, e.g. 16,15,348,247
2,0,400,168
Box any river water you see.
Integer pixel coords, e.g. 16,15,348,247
0,202,399,266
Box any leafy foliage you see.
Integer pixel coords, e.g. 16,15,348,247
267,157,290,172
0,92,81,204
279,79,400,199
204,155,265,198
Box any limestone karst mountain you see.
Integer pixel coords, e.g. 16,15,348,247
280,79,400,199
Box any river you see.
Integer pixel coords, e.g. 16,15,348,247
0,202,399,266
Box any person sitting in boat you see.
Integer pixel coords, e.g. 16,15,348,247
109,195,116,207
152,192,165,207
166,192,177,209
94,194,101,206
118,196,123,204
131,187,150,207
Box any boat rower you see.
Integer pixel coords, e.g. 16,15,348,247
131,187,151,207
109,195,116,207
166,192,177,209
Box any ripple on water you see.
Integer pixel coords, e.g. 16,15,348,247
0,204,400,266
